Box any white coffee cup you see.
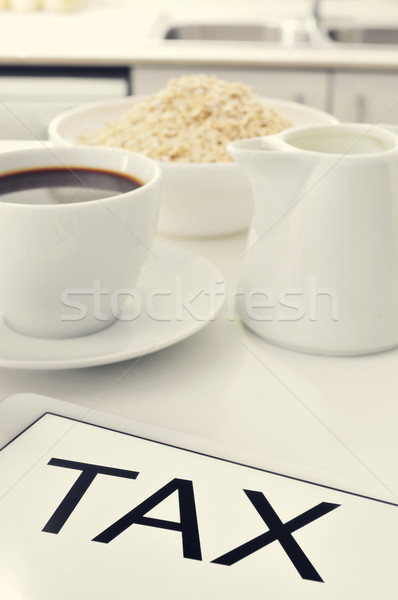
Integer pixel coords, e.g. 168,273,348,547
0,145,161,339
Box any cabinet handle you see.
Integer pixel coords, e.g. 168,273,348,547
356,94,366,122
293,93,305,104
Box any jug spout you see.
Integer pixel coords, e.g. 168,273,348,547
227,136,317,231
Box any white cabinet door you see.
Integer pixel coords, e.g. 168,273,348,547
332,71,398,124
132,65,330,110
0,69,129,139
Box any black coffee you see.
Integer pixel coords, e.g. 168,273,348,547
0,166,143,205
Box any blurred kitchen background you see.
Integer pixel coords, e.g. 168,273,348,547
0,0,398,139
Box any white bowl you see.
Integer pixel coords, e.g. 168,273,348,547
48,95,338,238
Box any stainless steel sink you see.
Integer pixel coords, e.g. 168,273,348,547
327,27,398,45
164,20,328,46
160,21,398,48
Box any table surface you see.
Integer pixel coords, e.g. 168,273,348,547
1,140,398,508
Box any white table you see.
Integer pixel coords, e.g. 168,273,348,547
1,140,398,507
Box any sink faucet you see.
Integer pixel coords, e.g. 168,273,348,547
312,0,321,25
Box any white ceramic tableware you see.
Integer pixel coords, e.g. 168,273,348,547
228,123,398,355
43,0,82,9
9,0,42,8
0,145,160,339
0,240,224,369
48,95,338,238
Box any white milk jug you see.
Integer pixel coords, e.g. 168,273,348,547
228,124,398,355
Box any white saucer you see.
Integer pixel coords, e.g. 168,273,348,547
0,240,225,370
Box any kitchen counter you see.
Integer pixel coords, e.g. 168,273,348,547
0,0,398,69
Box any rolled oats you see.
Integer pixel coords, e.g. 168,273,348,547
80,74,292,162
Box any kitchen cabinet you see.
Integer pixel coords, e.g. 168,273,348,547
0,66,130,139
331,70,398,124
132,65,331,110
